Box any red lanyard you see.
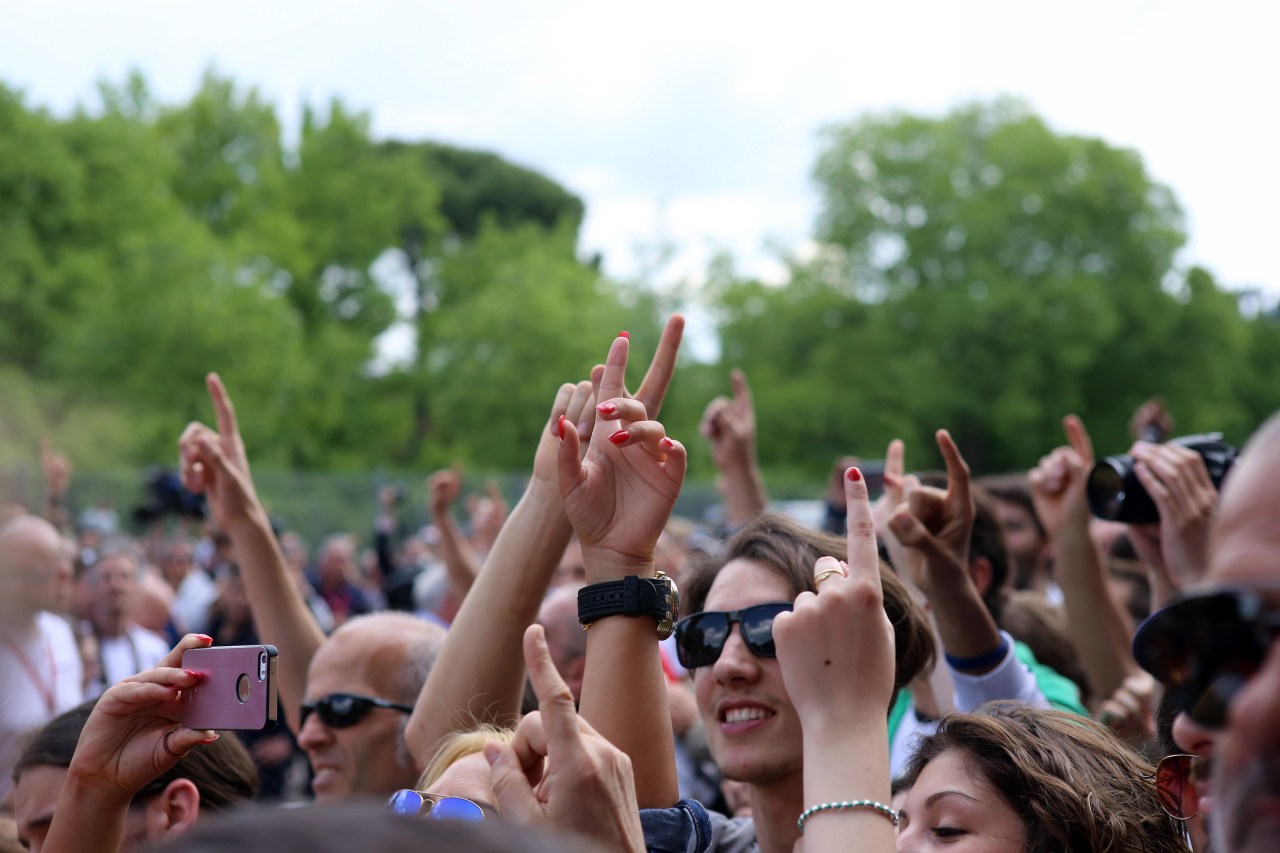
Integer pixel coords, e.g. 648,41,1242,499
0,625,58,714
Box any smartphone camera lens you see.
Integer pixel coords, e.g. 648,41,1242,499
258,652,268,681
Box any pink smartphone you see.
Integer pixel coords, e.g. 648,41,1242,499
180,645,278,730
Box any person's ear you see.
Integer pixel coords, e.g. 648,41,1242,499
143,778,201,840
969,556,993,598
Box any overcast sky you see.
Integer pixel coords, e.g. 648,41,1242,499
3,0,1277,303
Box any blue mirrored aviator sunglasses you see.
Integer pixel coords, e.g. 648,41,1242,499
674,602,793,669
387,789,486,821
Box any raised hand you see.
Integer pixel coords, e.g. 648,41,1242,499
65,633,217,802
1028,415,1094,538
888,430,974,595
558,334,687,579
1128,441,1218,590
775,468,895,725
427,468,463,519
485,625,645,853
40,436,73,498
699,368,756,473
589,315,685,421
178,373,261,530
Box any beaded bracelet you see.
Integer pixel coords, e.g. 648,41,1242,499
796,799,900,832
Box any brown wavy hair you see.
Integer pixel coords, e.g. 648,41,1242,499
682,513,936,707
899,704,1186,853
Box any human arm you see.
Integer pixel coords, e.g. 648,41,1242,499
1029,415,1138,703
485,625,645,853
405,317,685,767
178,373,324,734
889,430,1004,669
561,332,685,809
426,468,482,596
43,634,215,853
699,369,766,527
773,468,896,853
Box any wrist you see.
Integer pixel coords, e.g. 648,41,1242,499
580,546,655,583
64,764,133,808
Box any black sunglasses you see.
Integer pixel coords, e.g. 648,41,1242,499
674,602,793,670
300,693,415,729
1133,587,1280,728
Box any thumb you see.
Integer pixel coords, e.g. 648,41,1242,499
889,510,950,568
556,416,586,496
486,742,539,822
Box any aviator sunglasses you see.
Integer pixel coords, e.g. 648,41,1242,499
1154,753,1209,821
1133,587,1280,728
674,602,793,670
300,693,415,729
387,789,486,822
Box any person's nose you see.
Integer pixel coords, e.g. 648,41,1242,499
297,709,334,753
712,624,761,685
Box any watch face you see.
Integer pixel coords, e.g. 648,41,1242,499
656,572,680,640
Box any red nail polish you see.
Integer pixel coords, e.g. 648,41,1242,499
184,669,202,679
661,437,675,450
199,734,220,744
609,430,630,445
597,402,617,415
618,331,630,339
195,634,213,643
847,467,862,482
558,416,567,440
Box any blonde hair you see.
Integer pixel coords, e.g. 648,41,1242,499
417,724,516,791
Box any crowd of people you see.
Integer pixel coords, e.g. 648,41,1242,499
1,315,1277,852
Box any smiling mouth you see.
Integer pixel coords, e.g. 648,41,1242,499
722,707,774,724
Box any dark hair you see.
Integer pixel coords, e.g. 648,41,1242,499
144,803,598,853
975,473,1046,541
682,514,936,704
968,488,1011,623
899,705,1186,853
13,700,258,811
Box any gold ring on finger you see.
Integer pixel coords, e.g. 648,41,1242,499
814,569,844,589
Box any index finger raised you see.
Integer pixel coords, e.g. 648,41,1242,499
845,468,881,582
935,429,971,507
1063,414,1094,465
206,372,240,440
522,624,584,752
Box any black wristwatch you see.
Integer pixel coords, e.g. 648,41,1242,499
577,572,680,640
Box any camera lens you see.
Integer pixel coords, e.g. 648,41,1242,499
1086,461,1127,520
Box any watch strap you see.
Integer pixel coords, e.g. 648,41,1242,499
578,576,667,625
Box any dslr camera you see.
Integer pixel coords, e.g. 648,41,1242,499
1086,433,1238,525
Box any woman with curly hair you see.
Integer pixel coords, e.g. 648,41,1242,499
895,704,1187,852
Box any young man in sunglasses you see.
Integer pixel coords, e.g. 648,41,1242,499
1136,412,1280,853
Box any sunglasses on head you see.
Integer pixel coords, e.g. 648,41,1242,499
674,602,793,670
387,789,486,822
1133,587,1280,728
1154,753,1209,821
300,693,415,729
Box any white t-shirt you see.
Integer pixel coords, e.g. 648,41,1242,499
0,612,85,801
89,626,171,698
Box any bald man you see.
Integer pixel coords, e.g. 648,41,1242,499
0,516,84,801
1198,414,1280,853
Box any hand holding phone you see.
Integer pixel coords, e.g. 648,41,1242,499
180,645,278,730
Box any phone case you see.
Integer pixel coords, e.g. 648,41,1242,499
180,645,279,731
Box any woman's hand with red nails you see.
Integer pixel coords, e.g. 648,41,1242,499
558,334,687,581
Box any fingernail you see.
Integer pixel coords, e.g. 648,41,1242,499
558,415,566,440
199,734,219,744
618,331,630,339
184,669,202,679
483,744,502,766
597,402,617,415
609,430,630,446
661,437,675,450
847,467,862,482
195,635,213,643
